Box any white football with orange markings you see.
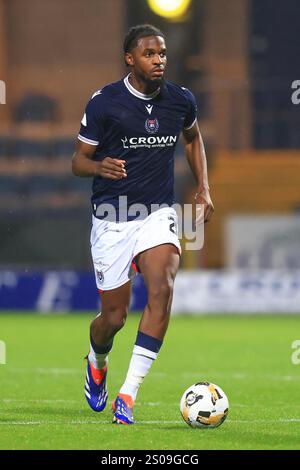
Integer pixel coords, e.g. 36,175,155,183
180,381,229,428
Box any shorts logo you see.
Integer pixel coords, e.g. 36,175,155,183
96,269,104,284
145,118,159,134
168,215,177,235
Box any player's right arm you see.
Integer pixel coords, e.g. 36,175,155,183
72,90,127,180
72,141,127,180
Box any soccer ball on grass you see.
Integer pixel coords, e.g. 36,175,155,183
180,381,229,428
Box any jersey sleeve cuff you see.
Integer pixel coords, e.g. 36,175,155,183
183,117,197,130
78,134,99,146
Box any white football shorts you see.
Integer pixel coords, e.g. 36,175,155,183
90,207,181,291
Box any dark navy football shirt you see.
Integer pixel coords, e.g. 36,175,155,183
78,74,197,221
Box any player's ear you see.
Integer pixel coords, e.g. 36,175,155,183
125,52,134,67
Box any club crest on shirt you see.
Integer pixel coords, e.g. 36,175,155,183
145,118,159,134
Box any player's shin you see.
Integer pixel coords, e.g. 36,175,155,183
88,331,113,370
119,331,162,402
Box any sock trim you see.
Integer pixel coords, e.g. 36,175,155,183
135,331,162,353
135,353,155,361
90,333,113,354
133,345,157,360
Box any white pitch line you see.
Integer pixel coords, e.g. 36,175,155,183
230,419,300,424
181,373,248,380
0,399,164,406
0,420,182,426
36,368,78,375
1,399,81,404
4,368,300,383
5,368,82,375
0,418,300,426
2,400,300,410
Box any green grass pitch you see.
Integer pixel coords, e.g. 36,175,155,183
0,313,300,450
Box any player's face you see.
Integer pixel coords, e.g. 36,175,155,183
126,36,167,85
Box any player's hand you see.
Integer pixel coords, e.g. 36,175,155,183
194,188,214,224
97,157,127,180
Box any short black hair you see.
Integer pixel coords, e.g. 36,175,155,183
123,24,165,54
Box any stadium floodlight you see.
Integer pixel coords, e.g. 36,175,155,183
147,0,192,19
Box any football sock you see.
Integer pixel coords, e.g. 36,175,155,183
119,331,162,402
88,332,113,370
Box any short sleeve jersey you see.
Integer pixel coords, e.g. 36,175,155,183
78,74,197,220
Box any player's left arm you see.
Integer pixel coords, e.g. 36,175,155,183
182,121,214,223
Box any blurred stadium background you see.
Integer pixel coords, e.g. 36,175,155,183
0,0,300,314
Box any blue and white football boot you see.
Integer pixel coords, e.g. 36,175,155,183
84,358,108,412
112,394,134,425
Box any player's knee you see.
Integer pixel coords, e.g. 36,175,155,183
105,306,127,333
108,316,126,333
92,304,128,333
148,278,173,303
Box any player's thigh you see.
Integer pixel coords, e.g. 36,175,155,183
134,207,181,290
137,243,180,294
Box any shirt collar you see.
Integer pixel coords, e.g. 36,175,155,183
123,74,161,101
